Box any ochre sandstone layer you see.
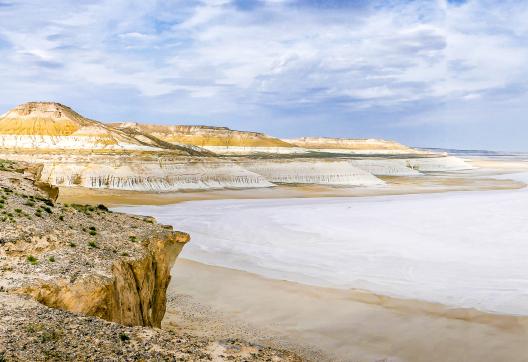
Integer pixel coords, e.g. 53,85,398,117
112,123,295,148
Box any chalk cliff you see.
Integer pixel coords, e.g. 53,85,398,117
0,153,274,191
284,137,420,155
349,156,472,176
0,103,275,191
241,159,385,186
0,102,473,192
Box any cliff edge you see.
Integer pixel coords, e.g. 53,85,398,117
0,160,301,360
0,159,188,327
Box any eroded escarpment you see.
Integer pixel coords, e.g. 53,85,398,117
240,159,385,186
0,102,473,193
284,137,421,154
17,231,189,328
0,152,274,192
0,159,189,328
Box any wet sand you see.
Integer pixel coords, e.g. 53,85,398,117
165,259,528,362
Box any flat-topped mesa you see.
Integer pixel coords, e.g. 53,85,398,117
0,102,194,155
111,122,306,154
284,136,423,155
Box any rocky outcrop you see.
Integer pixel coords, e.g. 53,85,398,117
0,160,302,361
0,160,189,328
18,231,188,328
0,161,301,362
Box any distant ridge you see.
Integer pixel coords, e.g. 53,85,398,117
111,122,296,148
284,136,420,154
114,123,214,156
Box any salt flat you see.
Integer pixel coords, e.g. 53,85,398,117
117,173,528,315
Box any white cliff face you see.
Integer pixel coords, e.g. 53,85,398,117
350,156,472,176
0,103,474,191
202,146,308,155
0,153,273,192
0,151,472,191
43,161,273,191
241,159,385,186
407,156,473,172
349,159,422,176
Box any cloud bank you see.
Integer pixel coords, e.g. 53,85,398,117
0,0,527,150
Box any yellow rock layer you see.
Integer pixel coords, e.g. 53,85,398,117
113,124,295,148
0,102,94,136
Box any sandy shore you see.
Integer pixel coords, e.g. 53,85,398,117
165,259,528,362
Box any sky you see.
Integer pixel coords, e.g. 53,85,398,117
0,0,527,151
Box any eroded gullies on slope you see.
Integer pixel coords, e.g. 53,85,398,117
0,102,474,193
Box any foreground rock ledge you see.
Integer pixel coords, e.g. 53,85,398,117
0,160,302,361
0,159,188,328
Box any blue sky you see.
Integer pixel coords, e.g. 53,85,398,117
0,0,527,150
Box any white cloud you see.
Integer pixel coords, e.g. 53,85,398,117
0,0,527,149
